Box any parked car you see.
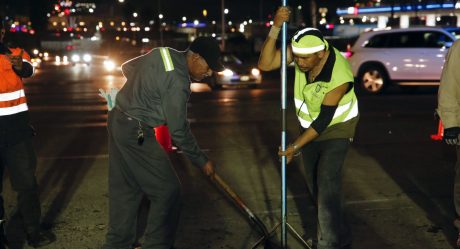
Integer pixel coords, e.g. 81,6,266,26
206,53,262,89
444,27,460,39
348,27,457,94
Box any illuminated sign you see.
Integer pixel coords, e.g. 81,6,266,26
178,22,206,28
337,3,457,15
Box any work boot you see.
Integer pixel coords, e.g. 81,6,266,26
0,219,7,249
306,238,317,249
27,230,56,248
456,232,460,249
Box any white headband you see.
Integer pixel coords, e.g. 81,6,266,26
291,44,325,55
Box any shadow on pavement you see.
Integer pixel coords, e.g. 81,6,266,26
352,92,457,248
6,127,102,249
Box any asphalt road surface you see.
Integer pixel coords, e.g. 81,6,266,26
1,62,457,249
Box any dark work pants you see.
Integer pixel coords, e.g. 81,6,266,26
301,138,351,249
0,139,41,235
103,109,181,249
454,146,460,226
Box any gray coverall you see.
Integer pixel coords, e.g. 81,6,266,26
103,47,208,249
438,40,460,230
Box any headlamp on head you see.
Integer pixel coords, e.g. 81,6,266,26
291,28,328,55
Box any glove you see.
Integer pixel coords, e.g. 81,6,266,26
443,127,460,145
98,88,119,111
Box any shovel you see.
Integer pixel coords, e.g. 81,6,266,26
210,174,282,249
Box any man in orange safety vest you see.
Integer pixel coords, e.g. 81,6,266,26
0,18,55,248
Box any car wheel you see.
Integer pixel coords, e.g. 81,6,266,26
357,64,389,94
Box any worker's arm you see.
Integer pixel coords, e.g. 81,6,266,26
9,49,34,78
162,73,209,168
279,82,351,164
258,6,293,71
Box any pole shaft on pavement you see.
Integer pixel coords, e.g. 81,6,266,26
280,0,288,247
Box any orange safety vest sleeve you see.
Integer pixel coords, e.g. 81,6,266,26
0,47,32,116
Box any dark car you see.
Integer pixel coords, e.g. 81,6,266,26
207,53,262,89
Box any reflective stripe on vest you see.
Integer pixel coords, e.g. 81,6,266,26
295,97,358,128
0,47,32,116
0,89,28,116
159,48,174,72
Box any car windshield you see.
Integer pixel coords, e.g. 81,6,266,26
444,28,460,40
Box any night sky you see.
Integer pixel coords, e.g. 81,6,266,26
1,0,354,23
122,0,352,21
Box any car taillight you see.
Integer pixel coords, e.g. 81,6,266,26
343,51,354,58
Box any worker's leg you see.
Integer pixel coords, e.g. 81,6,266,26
301,142,320,202
315,139,351,249
300,142,321,247
103,110,143,249
453,146,460,247
130,126,181,249
2,140,42,238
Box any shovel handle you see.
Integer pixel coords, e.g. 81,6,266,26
212,174,245,206
210,174,270,236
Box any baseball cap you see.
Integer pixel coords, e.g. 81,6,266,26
291,28,329,55
189,37,225,72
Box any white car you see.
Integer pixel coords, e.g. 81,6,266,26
348,27,457,94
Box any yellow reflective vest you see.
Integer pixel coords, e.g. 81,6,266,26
294,47,359,129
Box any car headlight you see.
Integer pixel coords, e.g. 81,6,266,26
251,68,260,76
83,54,92,63
104,60,116,71
31,58,41,68
219,69,234,77
71,54,80,62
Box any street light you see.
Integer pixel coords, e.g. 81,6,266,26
158,13,164,46
221,0,225,50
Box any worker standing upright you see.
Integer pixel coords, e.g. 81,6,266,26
0,18,55,248
437,39,460,248
258,7,359,249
